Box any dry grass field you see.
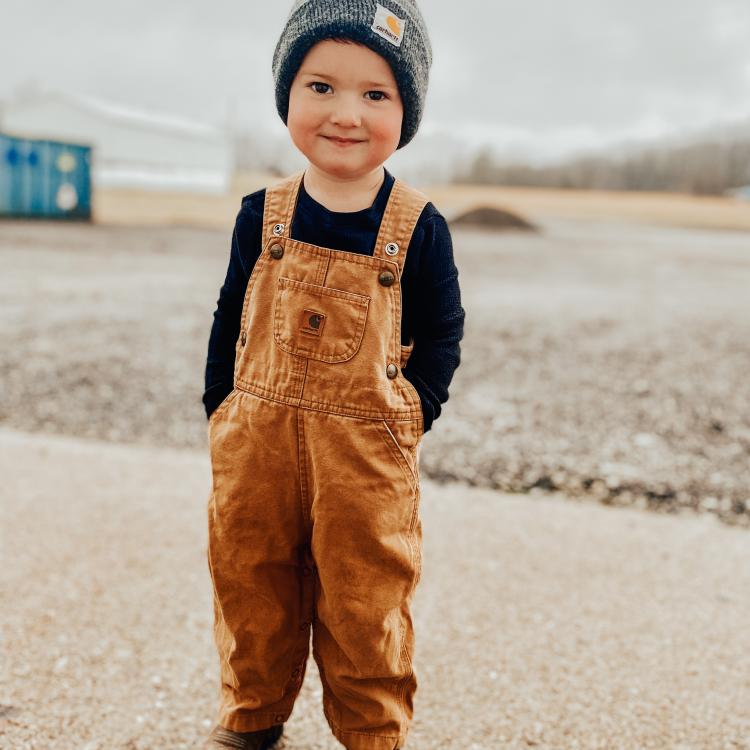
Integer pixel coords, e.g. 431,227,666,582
92,169,750,232
429,183,750,232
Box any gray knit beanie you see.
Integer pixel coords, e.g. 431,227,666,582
272,0,432,150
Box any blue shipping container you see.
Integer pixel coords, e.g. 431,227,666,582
0,132,92,220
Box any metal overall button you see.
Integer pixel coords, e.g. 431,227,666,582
378,269,395,286
272,223,285,236
385,242,399,256
270,242,284,259
386,363,398,378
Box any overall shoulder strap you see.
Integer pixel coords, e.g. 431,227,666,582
372,179,430,277
261,170,305,247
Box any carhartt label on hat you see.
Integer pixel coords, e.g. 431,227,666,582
371,3,405,48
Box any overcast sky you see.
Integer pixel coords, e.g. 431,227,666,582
2,0,749,165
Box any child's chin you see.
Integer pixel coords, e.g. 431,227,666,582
311,155,367,174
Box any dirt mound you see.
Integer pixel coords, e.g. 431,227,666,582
448,205,537,231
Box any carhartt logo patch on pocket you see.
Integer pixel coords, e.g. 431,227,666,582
371,2,405,47
301,309,326,336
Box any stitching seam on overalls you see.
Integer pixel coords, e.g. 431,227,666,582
396,628,415,734
375,408,422,727
297,405,312,532
272,278,371,363
282,239,397,269
205,542,240,690
233,379,422,420
396,517,421,730
314,633,342,732
237,234,274,338
328,718,403,741
278,275,372,304
379,419,419,489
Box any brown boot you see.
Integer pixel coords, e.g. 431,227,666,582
202,723,284,750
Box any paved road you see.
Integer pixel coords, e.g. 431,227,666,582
1,428,748,749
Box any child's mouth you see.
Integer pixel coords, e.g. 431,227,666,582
322,136,364,146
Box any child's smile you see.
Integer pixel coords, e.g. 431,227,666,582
322,135,365,146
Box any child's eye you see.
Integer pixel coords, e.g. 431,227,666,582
308,83,388,100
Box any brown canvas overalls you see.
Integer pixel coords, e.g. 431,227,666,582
206,170,429,750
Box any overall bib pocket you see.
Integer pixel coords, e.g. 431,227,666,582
273,276,370,363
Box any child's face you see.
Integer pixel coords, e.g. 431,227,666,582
287,39,404,180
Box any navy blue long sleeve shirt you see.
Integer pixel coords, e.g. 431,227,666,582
203,167,465,434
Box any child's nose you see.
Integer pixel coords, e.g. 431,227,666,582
329,99,362,127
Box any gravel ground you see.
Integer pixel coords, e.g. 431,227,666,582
0,217,748,526
1,428,749,749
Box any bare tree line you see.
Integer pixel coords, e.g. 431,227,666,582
231,128,750,195
454,136,750,195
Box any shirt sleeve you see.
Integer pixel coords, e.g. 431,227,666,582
401,211,466,434
202,200,260,419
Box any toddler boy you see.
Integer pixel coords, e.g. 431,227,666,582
202,2,465,748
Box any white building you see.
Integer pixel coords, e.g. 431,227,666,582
0,86,233,193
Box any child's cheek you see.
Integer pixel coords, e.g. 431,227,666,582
287,108,316,149
372,113,403,149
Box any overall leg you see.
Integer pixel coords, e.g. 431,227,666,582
207,391,315,732
304,409,423,750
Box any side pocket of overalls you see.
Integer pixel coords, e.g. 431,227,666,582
399,339,415,369
208,388,239,428
379,418,421,491
399,339,424,437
